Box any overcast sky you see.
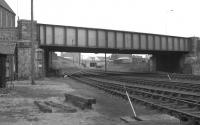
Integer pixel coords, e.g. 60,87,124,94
6,0,200,38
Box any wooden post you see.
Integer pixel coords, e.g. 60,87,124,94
79,53,81,65
31,0,35,85
105,53,107,72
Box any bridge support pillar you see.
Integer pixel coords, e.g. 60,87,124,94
150,37,200,74
150,53,183,73
48,51,53,69
180,37,200,75
43,49,49,77
105,53,107,72
17,20,43,79
42,49,56,77
149,56,156,72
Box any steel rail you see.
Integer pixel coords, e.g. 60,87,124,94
86,77,200,104
106,76,200,93
82,77,200,107
85,69,200,81
83,73,200,93
70,75,200,123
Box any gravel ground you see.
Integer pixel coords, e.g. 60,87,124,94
0,78,180,125
0,78,126,125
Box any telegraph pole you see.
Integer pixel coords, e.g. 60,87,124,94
31,0,35,85
105,53,107,72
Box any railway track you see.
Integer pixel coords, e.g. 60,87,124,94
69,72,200,124
76,71,200,93
82,69,200,81
99,75,200,93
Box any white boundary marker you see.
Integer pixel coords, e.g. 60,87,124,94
123,83,137,117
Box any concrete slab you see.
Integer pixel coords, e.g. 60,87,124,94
65,93,96,109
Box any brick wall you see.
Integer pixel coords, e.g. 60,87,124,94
17,44,43,79
17,20,42,79
17,47,31,79
0,28,17,41
18,20,37,41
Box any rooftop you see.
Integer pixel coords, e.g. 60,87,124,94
0,0,15,14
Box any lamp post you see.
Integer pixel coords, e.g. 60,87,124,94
31,0,35,85
165,9,174,34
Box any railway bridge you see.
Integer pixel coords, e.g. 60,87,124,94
15,20,199,78
1,1,200,124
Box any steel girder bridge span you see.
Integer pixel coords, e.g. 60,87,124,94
37,23,191,74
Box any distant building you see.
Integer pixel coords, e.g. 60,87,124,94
110,54,149,64
61,52,80,64
0,0,15,28
114,57,132,63
110,54,132,60
110,54,132,64
132,55,148,64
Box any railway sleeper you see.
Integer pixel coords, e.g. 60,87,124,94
131,94,197,123
128,85,200,102
170,105,189,110
137,88,197,103
180,108,199,113
131,90,192,107
108,76,200,92
128,83,200,100
135,98,199,122
138,92,199,112
127,90,198,109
